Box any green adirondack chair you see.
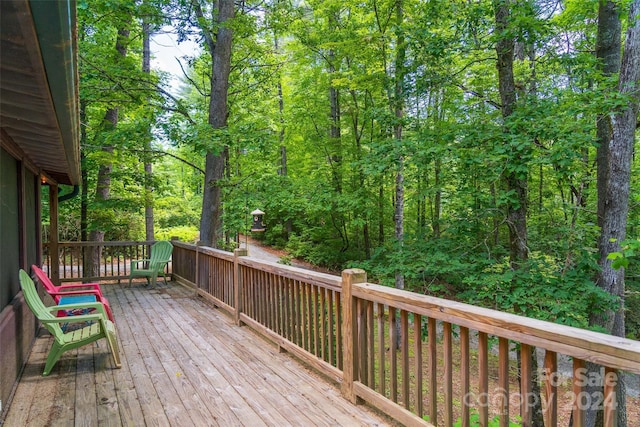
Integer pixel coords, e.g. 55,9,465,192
128,241,173,287
18,270,121,376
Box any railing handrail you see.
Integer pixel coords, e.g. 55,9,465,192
354,282,640,374
43,240,159,247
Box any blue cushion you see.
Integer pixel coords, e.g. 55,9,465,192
59,294,96,305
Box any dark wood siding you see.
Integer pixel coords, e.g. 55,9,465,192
1,147,20,309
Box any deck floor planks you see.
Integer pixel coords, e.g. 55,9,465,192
169,292,327,426
141,287,297,427
5,333,50,426
110,288,172,427
95,349,121,427
116,285,183,426
137,286,278,426
127,287,235,426
75,339,99,426
180,293,384,427
3,282,394,427
134,289,267,427
107,323,146,427
142,285,388,427
185,297,364,426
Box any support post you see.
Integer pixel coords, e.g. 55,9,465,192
234,248,248,326
49,184,59,285
341,268,367,404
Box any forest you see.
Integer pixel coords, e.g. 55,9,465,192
55,0,640,343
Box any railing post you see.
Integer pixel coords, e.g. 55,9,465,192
234,248,248,326
195,240,203,290
341,268,366,404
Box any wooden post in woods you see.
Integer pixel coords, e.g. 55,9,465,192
341,268,367,404
234,248,248,326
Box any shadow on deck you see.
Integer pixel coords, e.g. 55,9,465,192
4,282,395,426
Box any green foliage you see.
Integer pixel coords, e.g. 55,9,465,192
156,226,199,243
66,0,640,339
459,251,617,328
453,412,521,427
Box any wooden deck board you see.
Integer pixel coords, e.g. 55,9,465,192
4,282,394,426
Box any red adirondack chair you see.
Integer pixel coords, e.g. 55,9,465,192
31,265,115,322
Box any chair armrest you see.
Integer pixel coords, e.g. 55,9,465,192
41,312,104,324
47,289,103,298
130,259,151,270
58,283,101,291
50,302,109,318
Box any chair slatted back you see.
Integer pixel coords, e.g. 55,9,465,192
19,270,65,342
149,241,173,271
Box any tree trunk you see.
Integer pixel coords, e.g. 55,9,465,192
393,0,405,294
433,158,441,239
494,0,528,270
494,2,541,425
142,19,155,242
89,109,117,276
596,1,622,231
391,0,406,350
378,181,385,245
587,2,625,426
590,2,640,426
196,0,235,247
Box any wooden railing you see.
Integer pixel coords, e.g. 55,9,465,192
49,240,640,426
42,241,170,283
170,241,640,427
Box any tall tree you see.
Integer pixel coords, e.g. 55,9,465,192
193,0,235,247
88,25,130,274
591,1,640,426
142,16,155,242
393,0,406,293
493,2,545,426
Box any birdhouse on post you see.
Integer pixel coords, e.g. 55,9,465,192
250,209,265,232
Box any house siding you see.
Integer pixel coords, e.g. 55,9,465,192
0,146,39,418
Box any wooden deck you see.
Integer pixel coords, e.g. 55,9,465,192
4,282,395,426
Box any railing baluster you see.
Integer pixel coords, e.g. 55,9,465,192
62,245,67,278
389,305,398,403
329,289,336,367
444,322,453,426
357,298,367,384
294,280,302,346
321,286,327,361
335,291,342,370
415,314,424,419
603,367,617,427
544,350,558,427
367,300,374,387
478,331,489,427
572,357,585,427
428,317,437,426
377,302,386,396
311,283,317,355
499,337,509,427
460,326,470,427
520,343,533,427
401,309,409,409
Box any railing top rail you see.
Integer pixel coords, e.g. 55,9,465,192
173,241,343,290
354,282,640,374
44,241,159,247
237,256,343,290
